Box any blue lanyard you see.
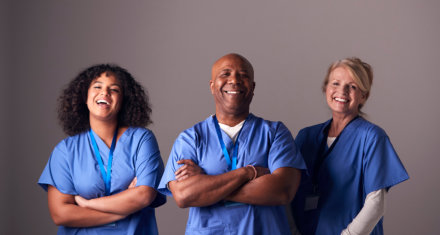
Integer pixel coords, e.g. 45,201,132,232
213,116,245,171
89,128,118,196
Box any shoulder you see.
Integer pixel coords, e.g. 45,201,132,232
62,131,87,142
354,117,388,139
297,121,327,139
126,126,155,139
176,116,212,141
249,114,289,133
57,131,88,151
294,120,329,149
168,118,213,159
121,127,161,150
49,132,88,163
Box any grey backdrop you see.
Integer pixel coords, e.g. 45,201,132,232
1,0,439,234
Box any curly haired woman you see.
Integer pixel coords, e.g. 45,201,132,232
38,64,165,234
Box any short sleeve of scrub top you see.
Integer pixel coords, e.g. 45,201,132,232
39,140,76,194
158,129,197,196
362,125,409,194
267,122,305,172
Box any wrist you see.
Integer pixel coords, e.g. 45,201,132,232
246,165,257,180
83,198,94,209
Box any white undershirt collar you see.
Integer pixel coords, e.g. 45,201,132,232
327,136,337,147
218,119,245,142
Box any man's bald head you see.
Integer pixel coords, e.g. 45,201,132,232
211,53,254,81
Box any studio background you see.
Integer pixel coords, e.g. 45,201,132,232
1,1,439,234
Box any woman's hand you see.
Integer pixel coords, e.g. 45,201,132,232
73,177,142,208
74,176,138,209
175,159,205,181
75,195,89,208
128,177,137,188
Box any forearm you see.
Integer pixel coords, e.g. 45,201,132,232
48,186,125,227
226,167,301,205
341,189,386,235
53,202,125,227
169,166,254,208
76,186,157,216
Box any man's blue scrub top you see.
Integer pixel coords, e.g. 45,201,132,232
159,114,306,235
38,127,165,235
291,117,409,235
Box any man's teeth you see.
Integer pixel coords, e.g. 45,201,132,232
97,100,109,105
334,97,347,102
225,91,240,94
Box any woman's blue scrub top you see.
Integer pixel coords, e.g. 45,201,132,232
291,117,409,235
38,127,165,235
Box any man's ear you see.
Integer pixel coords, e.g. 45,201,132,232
209,80,215,94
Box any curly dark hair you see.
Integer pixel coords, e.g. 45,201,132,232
58,64,152,136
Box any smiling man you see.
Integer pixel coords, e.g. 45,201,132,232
158,53,306,235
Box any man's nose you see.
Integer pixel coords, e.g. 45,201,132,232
228,72,242,84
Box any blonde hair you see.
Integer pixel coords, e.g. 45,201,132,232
322,57,373,111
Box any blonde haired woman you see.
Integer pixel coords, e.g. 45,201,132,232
291,58,408,235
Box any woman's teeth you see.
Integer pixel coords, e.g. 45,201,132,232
97,100,109,105
334,97,347,102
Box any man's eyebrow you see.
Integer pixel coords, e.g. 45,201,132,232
218,69,232,74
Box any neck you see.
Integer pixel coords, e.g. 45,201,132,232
90,118,118,147
329,112,358,137
215,111,249,127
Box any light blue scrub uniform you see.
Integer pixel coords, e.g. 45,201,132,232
159,114,306,235
291,117,409,235
38,127,165,235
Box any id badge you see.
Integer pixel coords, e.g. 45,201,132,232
304,194,319,211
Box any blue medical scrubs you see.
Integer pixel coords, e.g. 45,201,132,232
38,127,165,235
159,114,306,235
291,117,409,235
